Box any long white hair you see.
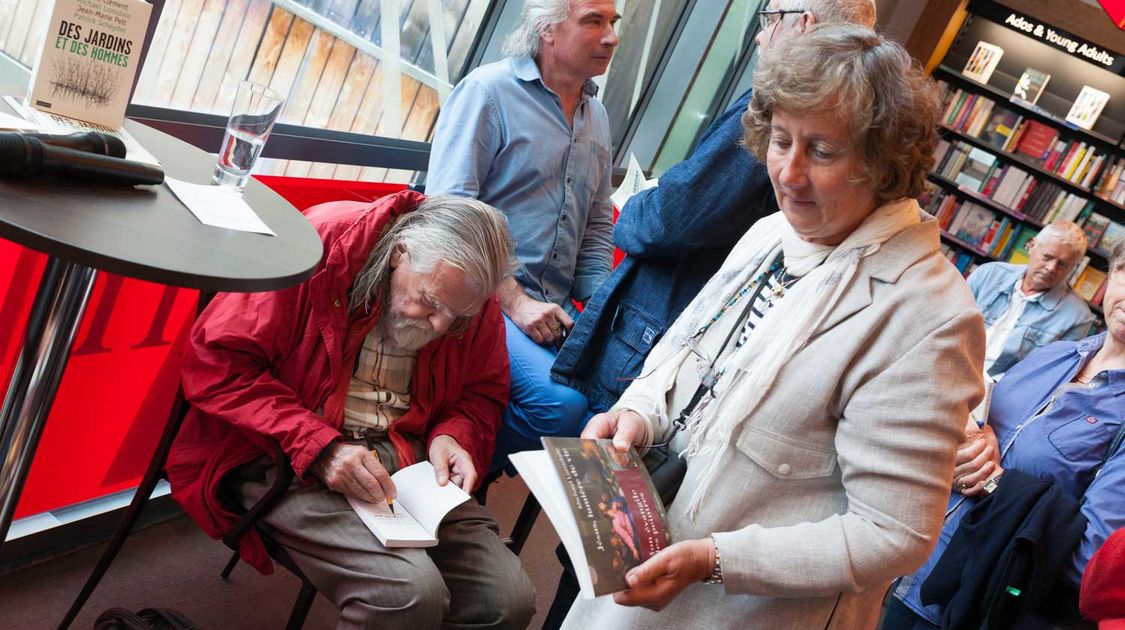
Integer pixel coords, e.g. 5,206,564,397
501,0,570,58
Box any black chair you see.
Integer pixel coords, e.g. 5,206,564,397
473,469,541,556
59,293,316,630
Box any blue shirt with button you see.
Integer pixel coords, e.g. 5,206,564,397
968,261,1095,377
425,56,615,315
893,332,1125,624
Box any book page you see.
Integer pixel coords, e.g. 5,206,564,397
2,95,160,166
509,451,596,598
347,495,436,547
610,153,658,211
391,461,470,537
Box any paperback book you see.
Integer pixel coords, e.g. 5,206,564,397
347,461,470,548
963,41,1004,84
510,438,672,598
1012,68,1051,105
1066,86,1110,131
28,0,152,128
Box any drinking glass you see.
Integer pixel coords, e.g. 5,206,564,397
212,81,284,190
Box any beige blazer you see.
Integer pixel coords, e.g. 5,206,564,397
563,213,985,630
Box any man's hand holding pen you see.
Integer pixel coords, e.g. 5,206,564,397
310,441,397,507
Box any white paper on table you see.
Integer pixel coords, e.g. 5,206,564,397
610,153,659,211
1,95,161,166
0,110,36,130
165,176,276,236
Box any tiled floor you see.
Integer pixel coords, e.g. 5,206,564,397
0,475,563,629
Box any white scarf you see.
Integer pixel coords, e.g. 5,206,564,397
674,198,925,516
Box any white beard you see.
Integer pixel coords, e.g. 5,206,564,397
379,310,438,351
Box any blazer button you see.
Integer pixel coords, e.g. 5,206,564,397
334,299,341,307
778,463,791,476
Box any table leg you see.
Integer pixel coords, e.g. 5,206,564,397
0,257,98,550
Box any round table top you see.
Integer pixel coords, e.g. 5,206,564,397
0,116,323,292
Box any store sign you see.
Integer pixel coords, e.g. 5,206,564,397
970,0,1125,75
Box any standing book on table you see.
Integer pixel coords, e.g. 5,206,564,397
511,438,672,597
28,0,152,128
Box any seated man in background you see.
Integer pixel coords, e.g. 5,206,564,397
166,192,535,630
968,220,1094,379
551,0,876,414
426,0,619,467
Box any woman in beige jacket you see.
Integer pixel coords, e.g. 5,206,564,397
564,25,985,630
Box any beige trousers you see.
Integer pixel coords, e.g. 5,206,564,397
229,443,535,630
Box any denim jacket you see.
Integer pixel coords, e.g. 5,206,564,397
968,262,1095,377
550,88,777,412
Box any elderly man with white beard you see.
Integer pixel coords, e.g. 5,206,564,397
166,192,536,630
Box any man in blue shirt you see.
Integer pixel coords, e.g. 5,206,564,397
551,0,877,413
968,221,1095,379
885,241,1125,630
426,0,620,466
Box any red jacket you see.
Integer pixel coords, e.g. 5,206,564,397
166,191,510,574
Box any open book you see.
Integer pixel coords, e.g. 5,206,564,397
346,461,470,548
510,438,672,598
610,153,659,211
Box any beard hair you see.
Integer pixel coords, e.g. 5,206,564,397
379,309,439,351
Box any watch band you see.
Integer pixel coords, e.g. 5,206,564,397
704,536,723,584
983,474,1002,495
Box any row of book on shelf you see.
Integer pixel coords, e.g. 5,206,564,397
936,81,1125,205
923,188,1117,306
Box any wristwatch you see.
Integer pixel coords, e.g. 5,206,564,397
704,536,723,584
982,474,1002,495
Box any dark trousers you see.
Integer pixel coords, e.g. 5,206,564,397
880,597,940,630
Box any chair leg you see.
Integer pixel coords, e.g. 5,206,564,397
220,550,240,580
57,395,190,630
285,581,317,630
505,494,541,556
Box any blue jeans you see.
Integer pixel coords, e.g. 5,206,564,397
491,316,592,471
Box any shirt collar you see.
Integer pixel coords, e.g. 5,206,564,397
512,55,600,99
1009,269,1066,310
1075,332,1125,392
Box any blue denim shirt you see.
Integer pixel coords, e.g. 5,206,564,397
550,88,777,411
425,56,615,313
894,333,1125,624
968,261,1095,377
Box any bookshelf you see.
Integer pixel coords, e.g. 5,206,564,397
927,0,1125,314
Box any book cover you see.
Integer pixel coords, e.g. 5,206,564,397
1099,221,1125,255
27,0,151,128
1014,121,1058,161
1011,68,1051,105
979,107,1022,150
1066,86,1110,131
963,41,1004,84
512,439,672,598
955,147,997,191
1007,227,1038,264
1074,267,1107,302
956,204,996,244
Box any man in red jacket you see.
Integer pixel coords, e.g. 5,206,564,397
167,191,535,629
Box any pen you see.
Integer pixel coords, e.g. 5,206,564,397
387,498,396,515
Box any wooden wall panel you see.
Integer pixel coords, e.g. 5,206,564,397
208,0,272,114
133,0,183,104
189,0,251,113
168,0,228,109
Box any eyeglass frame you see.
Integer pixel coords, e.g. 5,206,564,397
756,8,807,33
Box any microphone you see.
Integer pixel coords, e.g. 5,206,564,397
17,131,127,158
0,134,164,186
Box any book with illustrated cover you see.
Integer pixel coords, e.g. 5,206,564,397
510,438,672,598
1007,227,1039,265
1098,221,1125,255
1066,86,1110,131
979,107,1023,150
1014,120,1058,161
346,462,470,548
963,41,1004,84
1083,213,1111,250
955,147,997,191
1074,267,1107,302
27,0,152,128
1012,68,1051,105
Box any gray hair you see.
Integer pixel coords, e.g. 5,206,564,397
743,24,940,202
1036,220,1088,257
502,0,571,58
350,196,515,328
1110,240,1124,278
775,0,876,28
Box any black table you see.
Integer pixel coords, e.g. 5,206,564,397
0,112,324,552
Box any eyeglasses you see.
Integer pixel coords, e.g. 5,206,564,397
757,8,807,32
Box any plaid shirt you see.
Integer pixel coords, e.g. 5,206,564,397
343,328,417,435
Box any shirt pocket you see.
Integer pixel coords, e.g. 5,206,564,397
594,304,665,397
733,426,838,480
581,141,611,193
1047,415,1119,462
1021,326,1056,351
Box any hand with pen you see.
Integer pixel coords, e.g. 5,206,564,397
310,442,397,512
